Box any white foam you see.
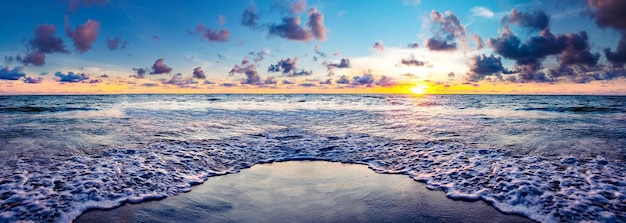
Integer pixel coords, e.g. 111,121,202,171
0,130,624,223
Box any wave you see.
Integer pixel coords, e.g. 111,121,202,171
515,106,623,113
0,106,98,113
0,129,624,223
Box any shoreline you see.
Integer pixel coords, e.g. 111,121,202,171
76,161,535,223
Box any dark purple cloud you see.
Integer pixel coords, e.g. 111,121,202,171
588,0,626,66
314,45,327,57
408,43,419,48
307,8,326,41
131,68,147,78
269,17,313,41
289,69,313,77
502,9,550,32
489,27,600,72
204,29,230,42
372,41,384,52
268,8,327,42
376,76,395,87
30,24,69,54
299,82,316,87
264,76,278,84
352,74,376,85
336,75,351,84
150,58,173,74
559,31,600,66
326,58,351,68
426,10,466,52
65,16,101,53
106,37,128,50
587,0,626,31
23,76,43,84
54,71,89,82
466,54,512,81
425,38,457,51
19,51,46,67
241,6,260,29
604,35,626,67
268,57,298,74
192,67,206,79
229,58,262,85
0,67,26,80
400,56,426,66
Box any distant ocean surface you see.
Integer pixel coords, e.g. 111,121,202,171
0,94,625,222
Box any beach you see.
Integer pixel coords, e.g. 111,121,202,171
76,161,535,223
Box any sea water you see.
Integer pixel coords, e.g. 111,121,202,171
0,94,624,222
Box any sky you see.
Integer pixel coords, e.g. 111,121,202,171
1,0,625,95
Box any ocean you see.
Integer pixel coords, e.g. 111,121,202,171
0,94,624,222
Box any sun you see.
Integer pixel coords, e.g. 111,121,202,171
410,84,428,94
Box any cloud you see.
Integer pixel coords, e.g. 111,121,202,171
559,31,600,66
336,75,350,84
131,68,147,78
465,54,512,81
425,10,466,52
54,71,89,82
30,24,69,54
106,37,128,50
372,41,385,52
425,38,457,51
192,24,230,42
501,9,550,32
400,56,427,66
268,57,298,74
587,0,626,66
163,73,198,86
249,49,270,63
352,73,376,85
587,0,626,31
264,76,278,84
307,8,327,41
604,35,626,66
0,67,26,80
65,16,101,53
241,6,260,29
470,34,484,50
290,0,307,14
229,57,262,85
326,58,351,68
18,51,46,67
299,82,316,87
268,8,327,42
148,58,173,74
376,75,396,87
489,26,599,72
23,76,44,84
471,6,494,18
269,17,313,41
314,45,327,57
192,67,206,79
290,69,313,76
204,29,230,42
407,43,419,48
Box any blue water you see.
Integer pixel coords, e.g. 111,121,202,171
0,94,624,222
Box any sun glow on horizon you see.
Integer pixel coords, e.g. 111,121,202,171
410,84,428,95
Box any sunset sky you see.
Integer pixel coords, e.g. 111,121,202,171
1,0,625,95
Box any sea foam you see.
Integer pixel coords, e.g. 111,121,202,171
0,129,624,223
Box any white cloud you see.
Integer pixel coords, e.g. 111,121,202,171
471,6,494,18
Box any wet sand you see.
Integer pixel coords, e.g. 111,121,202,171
76,161,535,223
